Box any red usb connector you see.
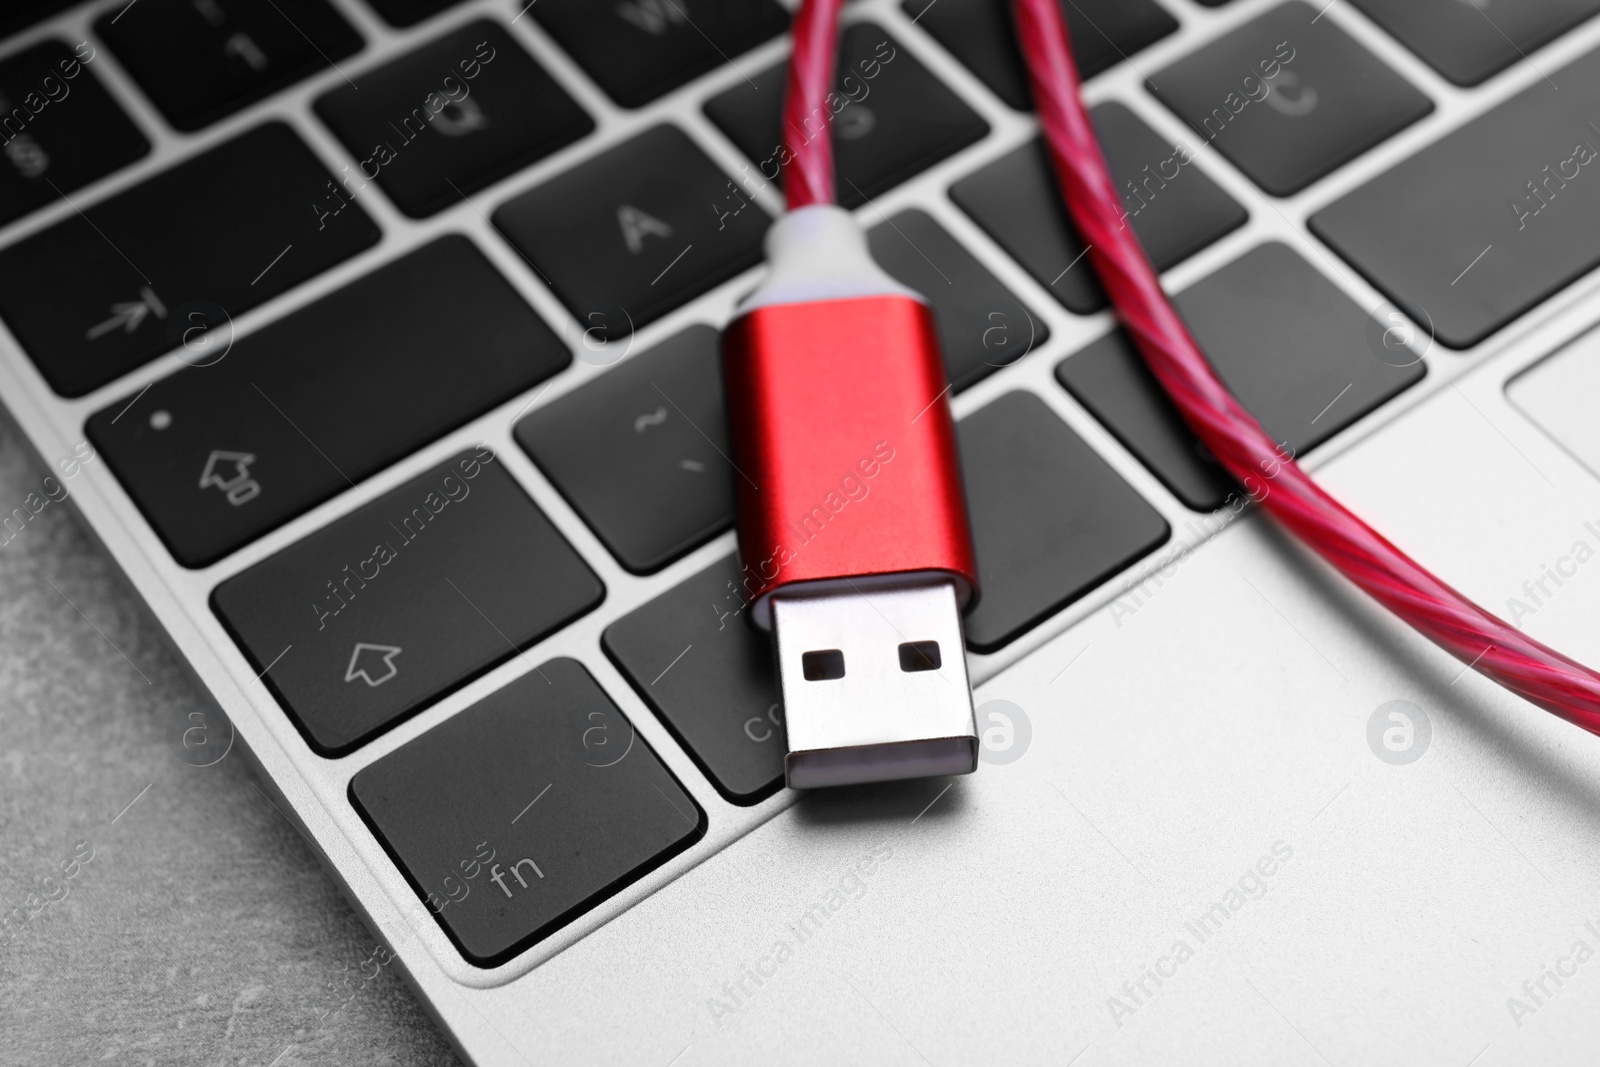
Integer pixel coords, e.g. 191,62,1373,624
722,206,981,788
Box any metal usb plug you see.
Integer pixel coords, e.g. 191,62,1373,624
772,580,977,789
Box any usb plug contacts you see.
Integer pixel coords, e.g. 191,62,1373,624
773,581,977,788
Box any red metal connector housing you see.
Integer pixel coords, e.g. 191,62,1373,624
722,294,978,628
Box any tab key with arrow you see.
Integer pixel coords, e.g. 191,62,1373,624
85,287,166,341
0,123,379,398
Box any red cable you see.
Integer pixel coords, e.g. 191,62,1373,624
1010,0,1600,732
782,0,1600,734
782,0,846,209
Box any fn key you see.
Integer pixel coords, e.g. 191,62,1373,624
351,659,703,965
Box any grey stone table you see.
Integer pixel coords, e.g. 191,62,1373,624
0,422,460,1066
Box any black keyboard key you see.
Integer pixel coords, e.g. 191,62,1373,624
1058,332,1235,513
704,24,989,209
866,209,1050,392
314,21,593,218
1349,0,1600,87
364,0,464,28
86,237,568,567
517,325,735,574
0,41,149,228
1163,244,1427,447
0,123,378,398
96,0,362,132
1056,242,1424,511
215,454,603,755
1311,44,1600,350
958,392,1168,653
493,124,769,340
902,0,1176,110
351,659,700,964
604,555,784,804
0,1,75,37
1149,2,1433,197
950,103,1246,315
531,0,788,108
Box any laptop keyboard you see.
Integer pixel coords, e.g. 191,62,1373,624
349,659,702,967
95,0,363,132
1347,0,1600,87
903,0,1178,110
1,1,77,37
0,122,381,397
1057,242,1426,511
515,324,735,576
1312,42,1600,350
213,448,604,755
313,20,593,218
1148,2,1434,197
0,40,146,227
704,23,990,209
957,391,1172,653
85,235,569,565
6,0,1598,968
493,124,771,340
950,103,1247,315
865,209,1049,393
527,0,790,109
604,554,785,803
363,0,464,29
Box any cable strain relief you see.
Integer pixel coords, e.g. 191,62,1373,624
734,204,924,314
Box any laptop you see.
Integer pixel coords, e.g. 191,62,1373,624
5,0,1600,1061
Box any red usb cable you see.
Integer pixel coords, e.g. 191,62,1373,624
782,0,846,209
723,0,979,788
773,0,1600,736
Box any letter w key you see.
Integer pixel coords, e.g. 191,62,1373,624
616,0,689,34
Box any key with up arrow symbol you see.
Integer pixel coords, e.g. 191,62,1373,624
211,451,603,754
345,642,402,688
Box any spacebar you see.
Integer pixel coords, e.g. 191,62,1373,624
1310,42,1600,350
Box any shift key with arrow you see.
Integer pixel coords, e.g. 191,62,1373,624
0,122,379,398
212,451,603,755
